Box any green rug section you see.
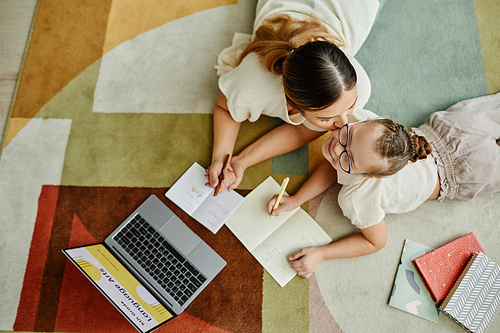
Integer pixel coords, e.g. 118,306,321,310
356,0,489,128
36,59,275,188
271,118,310,176
263,272,309,333
474,0,500,94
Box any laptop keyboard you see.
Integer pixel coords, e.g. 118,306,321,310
113,214,207,306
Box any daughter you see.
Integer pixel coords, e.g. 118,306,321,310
267,93,500,278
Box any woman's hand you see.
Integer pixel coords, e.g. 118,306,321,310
225,155,245,190
288,247,325,278
267,194,300,216
205,155,245,195
205,160,233,195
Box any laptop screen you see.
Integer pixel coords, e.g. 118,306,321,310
63,244,175,333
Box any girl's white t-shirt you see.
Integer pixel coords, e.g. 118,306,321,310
337,156,439,229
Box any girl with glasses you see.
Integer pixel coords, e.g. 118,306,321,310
267,93,500,278
206,0,382,194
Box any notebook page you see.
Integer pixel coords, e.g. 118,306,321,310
165,163,213,215
192,188,244,234
251,209,332,287
225,177,299,251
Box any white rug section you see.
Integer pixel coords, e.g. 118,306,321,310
314,184,500,333
0,118,71,330
92,0,257,114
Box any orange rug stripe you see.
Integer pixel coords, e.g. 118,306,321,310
103,0,237,54
11,0,112,119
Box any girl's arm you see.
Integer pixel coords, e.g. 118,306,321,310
289,220,387,278
267,159,337,215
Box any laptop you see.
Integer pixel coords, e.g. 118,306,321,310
63,194,226,333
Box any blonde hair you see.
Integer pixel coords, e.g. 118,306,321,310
238,15,356,112
366,119,433,177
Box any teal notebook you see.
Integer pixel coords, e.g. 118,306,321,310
389,239,440,322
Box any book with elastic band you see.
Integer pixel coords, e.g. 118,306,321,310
440,252,500,333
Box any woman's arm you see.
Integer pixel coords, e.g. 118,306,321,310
236,122,324,171
207,93,241,193
227,124,324,192
209,95,325,193
288,220,387,278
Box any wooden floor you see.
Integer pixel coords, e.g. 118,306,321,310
0,0,37,143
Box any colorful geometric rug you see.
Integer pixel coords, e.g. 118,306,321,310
1,0,499,332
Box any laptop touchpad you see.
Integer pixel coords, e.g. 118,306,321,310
160,217,201,256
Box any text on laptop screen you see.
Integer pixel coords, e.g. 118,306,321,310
64,244,173,332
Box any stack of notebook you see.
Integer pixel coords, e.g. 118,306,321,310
389,233,500,332
412,232,484,303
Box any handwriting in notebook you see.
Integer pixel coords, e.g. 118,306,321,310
166,163,244,233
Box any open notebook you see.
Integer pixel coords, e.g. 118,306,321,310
225,176,332,287
166,162,244,233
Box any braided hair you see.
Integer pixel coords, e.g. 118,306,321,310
366,119,432,177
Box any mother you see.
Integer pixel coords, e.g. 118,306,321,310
207,0,382,193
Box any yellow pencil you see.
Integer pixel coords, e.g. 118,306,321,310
270,177,289,218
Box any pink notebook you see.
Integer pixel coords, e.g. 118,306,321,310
412,232,484,302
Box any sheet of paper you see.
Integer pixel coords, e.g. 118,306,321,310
165,163,212,215
252,209,333,286
192,188,245,233
225,176,299,251
166,162,244,233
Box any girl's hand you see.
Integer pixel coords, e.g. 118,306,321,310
288,247,325,278
267,194,299,217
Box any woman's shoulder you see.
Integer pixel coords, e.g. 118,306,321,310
254,0,380,55
323,0,380,55
214,32,252,77
220,53,283,100
219,54,285,121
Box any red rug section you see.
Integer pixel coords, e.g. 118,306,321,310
14,186,262,332
54,213,127,332
14,185,59,331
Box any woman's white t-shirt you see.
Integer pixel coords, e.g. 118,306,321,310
215,0,381,130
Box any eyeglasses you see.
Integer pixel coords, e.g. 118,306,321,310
338,120,369,177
